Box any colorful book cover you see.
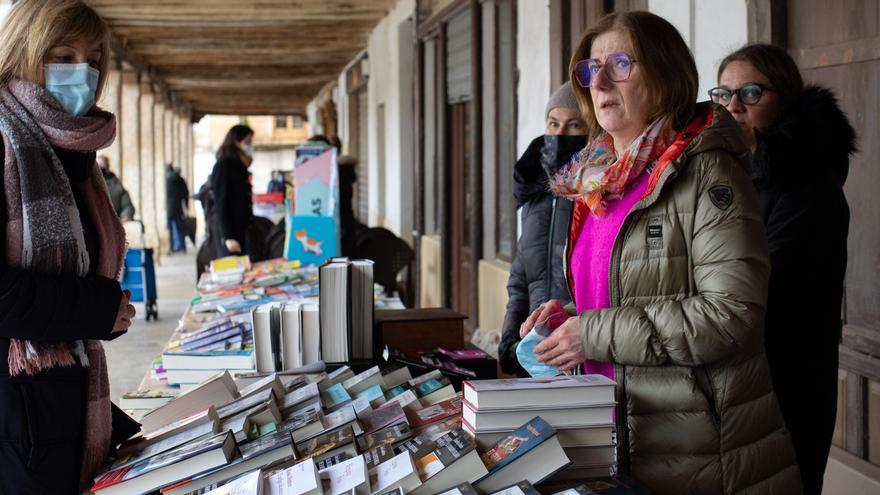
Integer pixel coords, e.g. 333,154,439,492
414,429,475,481
294,148,338,217
480,417,556,474
285,215,338,265
385,383,411,399
321,383,352,409
415,378,445,398
355,384,385,404
408,396,462,429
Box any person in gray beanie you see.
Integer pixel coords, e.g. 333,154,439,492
498,82,587,375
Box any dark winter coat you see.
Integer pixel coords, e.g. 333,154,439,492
210,155,252,256
498,134,586,374
753,85,855,495
165,168,189,219
0,142,124,494
101,168,135,219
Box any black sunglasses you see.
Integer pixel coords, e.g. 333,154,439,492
708,83,777,106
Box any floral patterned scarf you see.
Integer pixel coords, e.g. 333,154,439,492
549,117,676,214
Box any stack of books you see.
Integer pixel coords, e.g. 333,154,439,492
159,260,321,386
461,375,617,480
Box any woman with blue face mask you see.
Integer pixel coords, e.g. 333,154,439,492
0,1,136,492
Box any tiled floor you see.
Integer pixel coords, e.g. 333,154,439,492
104,248,198,405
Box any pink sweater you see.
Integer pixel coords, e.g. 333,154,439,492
571,171,651,380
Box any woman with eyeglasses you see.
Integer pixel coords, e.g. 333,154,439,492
714,43,855,495
520,12,801,493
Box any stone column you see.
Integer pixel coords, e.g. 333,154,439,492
98,57,122,175
139,81,158,251
119,65,141,223
153,98,169,255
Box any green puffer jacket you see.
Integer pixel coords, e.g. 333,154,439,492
568,103,801,494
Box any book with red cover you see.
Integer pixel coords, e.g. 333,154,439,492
406,395,462,429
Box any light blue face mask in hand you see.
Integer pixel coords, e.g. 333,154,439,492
44,63,99,116
516,311,568,377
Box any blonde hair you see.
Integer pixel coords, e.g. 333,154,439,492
0,0,111,99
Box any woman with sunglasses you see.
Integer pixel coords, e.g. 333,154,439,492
520,12,800,493
714,44,855,495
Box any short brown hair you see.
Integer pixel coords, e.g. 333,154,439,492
568,11,698,138
717,43,804,116
0,0,111,99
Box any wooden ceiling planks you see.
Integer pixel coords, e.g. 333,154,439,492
85,0,395,115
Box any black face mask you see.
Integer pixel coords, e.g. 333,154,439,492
541,134,588,176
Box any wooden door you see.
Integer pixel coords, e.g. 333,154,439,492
787,0,880,465
449,102,473,319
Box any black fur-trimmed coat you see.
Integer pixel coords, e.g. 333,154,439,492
753,85,856,493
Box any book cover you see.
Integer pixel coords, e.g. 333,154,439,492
414,429,476,481
92,431,234,490
414,378,446,398
364,444,397,470
297,426,354,460
408,396,462,429
385,383,411,399
369,451,421,494
202,470,261,495
321,383,352,410
293,148,338,217
266,459,321,495
410,416,462,444
238,430,294,461
281,382,320,412
357,422,412,452
318,454,369,495
480,417,556,474
355,384,386,407
359,402,406,434
286,215,338,266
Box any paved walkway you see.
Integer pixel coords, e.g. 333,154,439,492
104,249,198,405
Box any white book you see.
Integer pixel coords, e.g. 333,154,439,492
473,435,570,493
267,460,321,495
238,374,284,401
204,469,262,495
319,454,371,495
281,303,303,369
369,451,421,494
408,370,442,388
463,375,615,410
138,371,238,435
280,382,320,412
252,304,276,372
300,303,321,365
319,262,350,363
462,401,614,431
350,260,374,359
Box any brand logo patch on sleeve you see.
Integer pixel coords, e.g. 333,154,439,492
647,216,663,249
708,185,733,210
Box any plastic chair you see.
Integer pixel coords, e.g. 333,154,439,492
353,227,415,307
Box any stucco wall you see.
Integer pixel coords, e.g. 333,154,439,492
366,0,417,241
515,0,552,157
